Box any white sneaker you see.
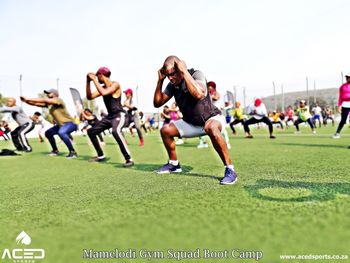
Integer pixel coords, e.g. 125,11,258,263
175,139,184,145
332,133,340,139
312,130,316,134
295,131,301,134
197,143,209,149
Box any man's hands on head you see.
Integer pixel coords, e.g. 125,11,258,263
174,60,187,74
158,68,166,81
87,73,96,81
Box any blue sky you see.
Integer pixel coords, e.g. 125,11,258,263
0,0,349,115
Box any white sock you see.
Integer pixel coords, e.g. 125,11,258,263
226,164,234,171
169,160,179,166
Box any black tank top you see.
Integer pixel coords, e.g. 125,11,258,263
172,69,221,126
103,93,124,118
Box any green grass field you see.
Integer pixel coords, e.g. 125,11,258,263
0,125,349,263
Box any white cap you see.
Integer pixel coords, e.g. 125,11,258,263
345,73,350,77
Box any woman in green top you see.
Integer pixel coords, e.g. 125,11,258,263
294,100,316,134
229,101,245,135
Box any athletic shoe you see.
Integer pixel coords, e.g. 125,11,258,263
139,139,144,147
175,139,184,145
23,149,32,153
270,135,276,139
227,143,231,149
332,133,340,139
245,135,253,139
123,159,134,167
197,143,209,149
155,162,182,174
220,168,238,185
294,131,301,134
88,156,106,162
66,151,78,159
48,151,59,156
312,130,316,134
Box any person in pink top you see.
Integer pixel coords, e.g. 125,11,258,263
284,106,294,128
169,102,181,121
333,73,350,141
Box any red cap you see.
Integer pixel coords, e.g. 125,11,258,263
207,81,216,89
124,88,133,95
96,67,111,76
255,98,262,107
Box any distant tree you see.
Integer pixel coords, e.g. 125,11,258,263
0,93,6,107
83,97,99,114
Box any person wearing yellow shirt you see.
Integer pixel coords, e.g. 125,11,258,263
271,110,284,130
229,101,245,135
294,100,316,134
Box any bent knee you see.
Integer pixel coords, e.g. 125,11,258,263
160,125,173,136
58,131,67,138
204,123,220,135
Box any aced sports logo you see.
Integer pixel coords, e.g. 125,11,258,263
1,231,45,262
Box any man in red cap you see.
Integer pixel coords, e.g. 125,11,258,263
243,98,275,139
85,67,134,167
123,88,144,146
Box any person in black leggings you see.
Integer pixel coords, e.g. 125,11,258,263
333,74,350,141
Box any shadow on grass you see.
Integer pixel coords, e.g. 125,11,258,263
279,143,347,149
130,163,193,173
245,179,350,202
129,163,221,180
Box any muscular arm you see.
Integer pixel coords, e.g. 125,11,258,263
175,60,206,100
153,78,172,108
86,76,101,100
92,78,118,97
182,70,206,100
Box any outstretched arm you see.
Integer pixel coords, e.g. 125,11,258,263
153,68,171,108
20,96,59,107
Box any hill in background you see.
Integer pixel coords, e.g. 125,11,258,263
262,87,339,111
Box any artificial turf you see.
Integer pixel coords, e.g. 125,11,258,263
0,125,349,262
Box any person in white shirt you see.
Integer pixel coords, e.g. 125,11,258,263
31,112,53,142
243,98,276,139
311,104,322,128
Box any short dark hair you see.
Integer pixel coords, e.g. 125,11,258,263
34,112,41,116
84,108,93,114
